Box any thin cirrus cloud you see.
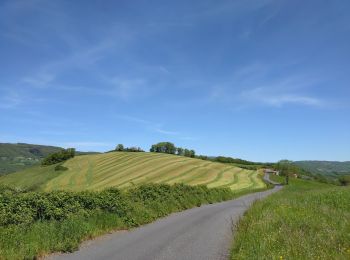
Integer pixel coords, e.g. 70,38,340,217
115,115,185,138
240,87,323,108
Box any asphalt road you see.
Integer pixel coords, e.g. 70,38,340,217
48,175,282,260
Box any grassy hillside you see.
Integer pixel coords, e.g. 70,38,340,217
231,177,350,259
0,143,63,175
0,152,266,192
295,160,350,178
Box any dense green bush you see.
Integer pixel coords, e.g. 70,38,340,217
41,148,75,166
0,184,233,227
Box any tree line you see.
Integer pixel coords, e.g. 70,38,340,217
115,144,144,152
150,142,196,158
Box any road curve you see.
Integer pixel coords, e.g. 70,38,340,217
48,181,282,260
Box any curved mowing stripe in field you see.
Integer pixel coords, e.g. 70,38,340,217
89,154,168,184
201,166,236,186
143,160,208,184
166,166,215,185
116,159,194,188
187,164,236,186
92,155,182,188
85,159,94,188
92,154,141,173
176,162,226,185
35,152,266,191
205,167,242,188
92,153,158,176
228,170,257,190
94,152,133,167
94,157,192,189
93,152,131,167
0,152,267,192
161,161,213,184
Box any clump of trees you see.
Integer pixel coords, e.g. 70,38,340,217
150,142,195,158
41,148,75,166
115,144,144,152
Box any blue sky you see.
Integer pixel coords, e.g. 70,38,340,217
0,0,349,162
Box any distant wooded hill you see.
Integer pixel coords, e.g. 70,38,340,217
0,143,97,175
294,161,350,178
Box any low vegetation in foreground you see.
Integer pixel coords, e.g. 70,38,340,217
0,183,266,259
231,177,350,259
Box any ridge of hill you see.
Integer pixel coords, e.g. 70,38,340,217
0,151,266,192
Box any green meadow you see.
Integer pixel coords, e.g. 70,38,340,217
231,177,350,259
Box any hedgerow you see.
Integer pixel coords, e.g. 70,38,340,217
0,183,237,258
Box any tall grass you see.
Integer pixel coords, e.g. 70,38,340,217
231,177,350,259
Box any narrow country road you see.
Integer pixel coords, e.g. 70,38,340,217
48,175,282,260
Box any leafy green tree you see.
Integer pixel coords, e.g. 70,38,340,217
176,147,184,156
41,148,75,166
189,150,195,158
149,142,176,154
115,144,124,151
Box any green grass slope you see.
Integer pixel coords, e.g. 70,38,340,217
0,152,266,192
231,177,350,259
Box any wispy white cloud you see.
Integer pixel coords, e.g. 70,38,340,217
107,78,148,100
240,87,323,107
115,115,151,125
154,128,179,135
22,73,55,87
115,114,194,138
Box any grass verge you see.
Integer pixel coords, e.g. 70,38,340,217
231,177,350,259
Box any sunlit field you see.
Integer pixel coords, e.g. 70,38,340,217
0,152,266,192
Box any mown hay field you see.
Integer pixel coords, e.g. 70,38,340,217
0,152,266,192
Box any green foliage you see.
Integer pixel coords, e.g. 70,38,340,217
231,178,350,259
54,164,68,171
215,156,264,165
115,144,124,151
150,142,196,158
41,148,76,166
176,147,184,156
338,175,350,186
0,184,236,258
114,144,144,152
150,142,176,154
124,147,144,152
